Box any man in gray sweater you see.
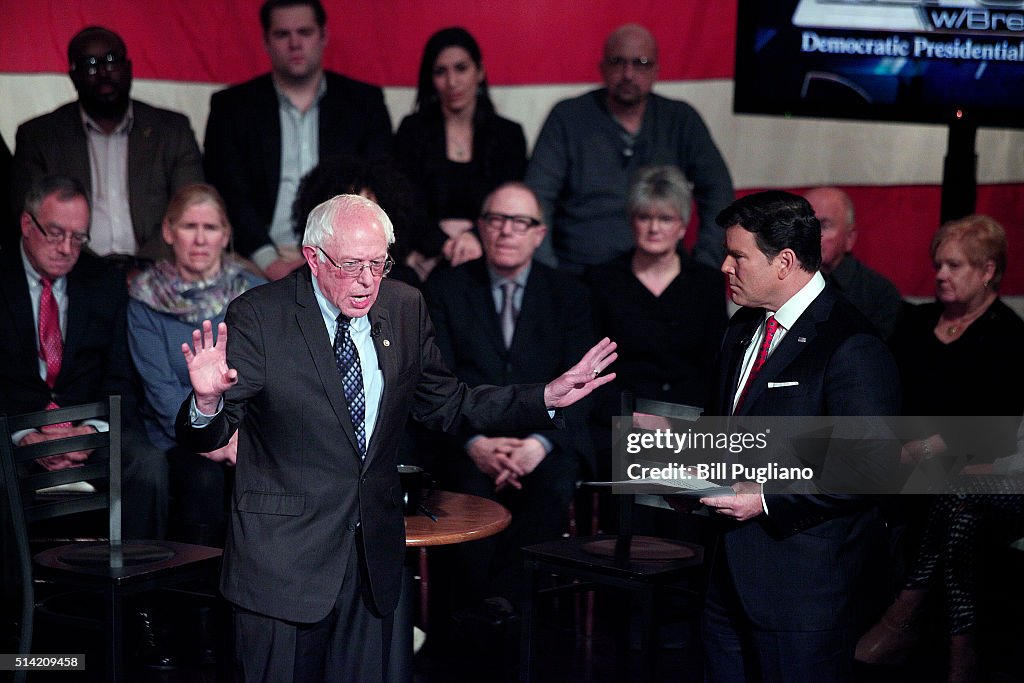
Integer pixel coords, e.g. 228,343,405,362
526,23,734,272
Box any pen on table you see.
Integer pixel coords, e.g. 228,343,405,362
418,503,438,522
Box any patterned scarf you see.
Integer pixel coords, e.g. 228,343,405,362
129,258,254,325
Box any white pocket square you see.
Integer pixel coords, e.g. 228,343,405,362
767,381,799,388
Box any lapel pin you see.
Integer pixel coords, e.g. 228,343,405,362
797,336,807,343
383,339,391,347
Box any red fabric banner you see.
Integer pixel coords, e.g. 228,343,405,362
0,0,736,85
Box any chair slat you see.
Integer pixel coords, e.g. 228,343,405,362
5,401,110,432
13,434,109,463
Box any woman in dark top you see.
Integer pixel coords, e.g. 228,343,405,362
585,165,727,411
891,214,1024,459
395,27,527,280
857,216,1024,682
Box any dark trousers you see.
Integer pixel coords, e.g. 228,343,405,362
233,544,393,683
702,559,854,683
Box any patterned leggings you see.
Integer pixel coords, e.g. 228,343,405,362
905,494,1024,634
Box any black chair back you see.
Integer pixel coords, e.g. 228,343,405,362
0,396,121,680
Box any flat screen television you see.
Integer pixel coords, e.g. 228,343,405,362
734,0,1024,128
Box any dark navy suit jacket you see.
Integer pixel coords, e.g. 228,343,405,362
706,284,900,632
423,259,594,471
0,247,135,421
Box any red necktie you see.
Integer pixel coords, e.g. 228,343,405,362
38,278,70,425
734,316,780,414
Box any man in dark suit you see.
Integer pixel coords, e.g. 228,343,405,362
697,191,900,682
423,182,595,606
12,27,203,262
804,186,902,339
203,0,393,281
0,175,167,539
174,194,616,681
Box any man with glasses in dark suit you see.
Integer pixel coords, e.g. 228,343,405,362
0,174,168,540
423,183,595,617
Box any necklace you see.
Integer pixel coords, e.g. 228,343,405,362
943,307,986,337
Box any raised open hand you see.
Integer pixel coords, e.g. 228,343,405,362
181,320,237,413
543,337,618,409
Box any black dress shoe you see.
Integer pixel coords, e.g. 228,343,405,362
135,607,179,671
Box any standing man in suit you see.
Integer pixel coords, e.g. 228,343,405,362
698,191,899,682
203,0,394,281
423,182,595,607
175,194,616,681
12,27,203,263
0,175,167,539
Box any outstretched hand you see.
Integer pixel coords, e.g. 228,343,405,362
543,337,618,409
181,320,237,414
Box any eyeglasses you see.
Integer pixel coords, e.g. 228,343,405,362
71,52,129,77
480,212,542,235
29,213,90,247
603,56,656,72
317,247,392,277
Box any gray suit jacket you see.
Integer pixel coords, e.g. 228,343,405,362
12,100,203,260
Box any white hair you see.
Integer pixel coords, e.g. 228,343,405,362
301,194,395,262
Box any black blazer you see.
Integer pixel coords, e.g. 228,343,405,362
423,259,594,469
175,270,554,622
707,285,900,631
0,247,136,421
203,72,394,258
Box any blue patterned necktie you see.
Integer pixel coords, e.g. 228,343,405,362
334,314,366,456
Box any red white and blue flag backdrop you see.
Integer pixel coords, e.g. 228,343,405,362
2,0,1022,296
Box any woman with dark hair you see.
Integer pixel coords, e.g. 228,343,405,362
395,27,527,279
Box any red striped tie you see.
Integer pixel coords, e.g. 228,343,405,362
39,278,71,427
734,316,780,414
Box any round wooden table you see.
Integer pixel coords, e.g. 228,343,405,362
404,490,511,547
403,491,510,631
391,492,512,682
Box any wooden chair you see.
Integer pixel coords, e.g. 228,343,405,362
0,396,222,683
519,394,714,682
